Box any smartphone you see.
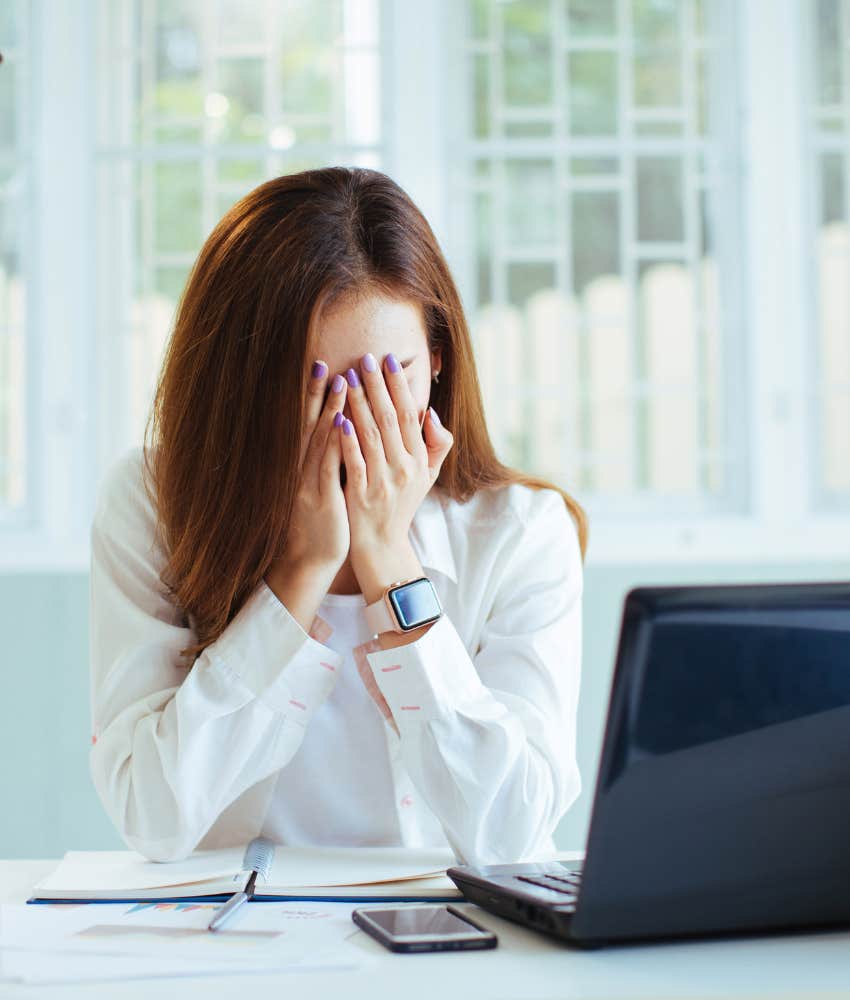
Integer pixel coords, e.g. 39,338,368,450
352,904,498,953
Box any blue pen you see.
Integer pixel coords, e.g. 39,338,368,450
208,837,276,932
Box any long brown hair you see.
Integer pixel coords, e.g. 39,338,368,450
143,166,588,666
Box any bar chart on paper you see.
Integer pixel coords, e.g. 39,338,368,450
75,902,286,956
0,899,370,984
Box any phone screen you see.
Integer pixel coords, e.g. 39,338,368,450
359,905,488,940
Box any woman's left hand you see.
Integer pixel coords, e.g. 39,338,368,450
337,351,454,559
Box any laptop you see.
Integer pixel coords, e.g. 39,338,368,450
447,582,850,947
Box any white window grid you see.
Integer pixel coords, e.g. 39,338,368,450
5,0,850,569
94,0,384,467
446,0,747,521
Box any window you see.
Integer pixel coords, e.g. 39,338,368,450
95,0,382,460
5,0,849,567
454,0,745,516
0,2,30,525
807,0,850,509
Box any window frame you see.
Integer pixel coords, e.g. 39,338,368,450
0,0,35,534
2,0,96,570
5,0,849,571
802,0,850,515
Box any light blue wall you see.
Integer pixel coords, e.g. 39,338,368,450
2,561,848,859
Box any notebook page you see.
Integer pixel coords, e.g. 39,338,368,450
262,847,457,888
32,848,243,893
32,846,459,895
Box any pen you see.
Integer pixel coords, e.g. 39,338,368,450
208,836,276,932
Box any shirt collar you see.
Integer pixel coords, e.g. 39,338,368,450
408,487,458,585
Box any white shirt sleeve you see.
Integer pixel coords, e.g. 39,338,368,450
88,452,345,863
364,488,583,866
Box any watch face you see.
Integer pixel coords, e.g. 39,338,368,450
389,577,442,630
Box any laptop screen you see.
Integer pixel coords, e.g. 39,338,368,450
633,605,850,753
575,582,850,942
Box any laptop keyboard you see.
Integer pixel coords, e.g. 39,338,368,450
515,870,582,905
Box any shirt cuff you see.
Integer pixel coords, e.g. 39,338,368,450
364,613,488,736
207,579,344,720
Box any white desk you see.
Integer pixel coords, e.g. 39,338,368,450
2,860,850,999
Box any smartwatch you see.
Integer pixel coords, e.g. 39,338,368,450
364,576,443,638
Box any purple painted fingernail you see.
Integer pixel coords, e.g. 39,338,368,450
346,367,360,388
333,411,344,427
343,418,354,435
386,353,400,373
362,352,377,373
311,360,327,379
429,406,441,426
331,373,345,392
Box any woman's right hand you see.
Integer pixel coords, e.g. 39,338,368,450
270,363,350,580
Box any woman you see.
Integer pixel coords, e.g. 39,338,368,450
89,166,587,866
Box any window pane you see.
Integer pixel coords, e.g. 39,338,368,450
633,0,682,108
473,51,491,138
502,0,553,106
816,0,843,105
634,48,682,108
820,152,845,225
568,51,618,135
215,0,266,46
572,190,621,293
568,0,617,36
476,189,493,307
150,0,204,144
153,161,203,254
637,157,685,241
279,0,340,119
633,0,681,45
217,58,265,143
508,261,556,307
470,0,490,40
506,159,556,245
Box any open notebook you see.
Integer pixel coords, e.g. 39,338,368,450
28,846,463,904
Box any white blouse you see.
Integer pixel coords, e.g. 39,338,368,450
263,590,403,847
88,445,583,865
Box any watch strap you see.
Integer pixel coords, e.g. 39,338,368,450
364,589,400,636
364,578,411,636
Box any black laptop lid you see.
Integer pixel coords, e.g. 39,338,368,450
572,582,850,944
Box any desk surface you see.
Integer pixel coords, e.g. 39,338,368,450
3,860,850,999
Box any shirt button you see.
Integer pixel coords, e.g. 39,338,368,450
400,795,414,807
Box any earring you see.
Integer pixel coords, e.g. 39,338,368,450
432,371,440,384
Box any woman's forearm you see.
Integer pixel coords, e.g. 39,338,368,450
264,559,337,636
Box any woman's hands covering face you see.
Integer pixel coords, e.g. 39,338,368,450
282,351,452,579
281,364,352,573
335,351,453,557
